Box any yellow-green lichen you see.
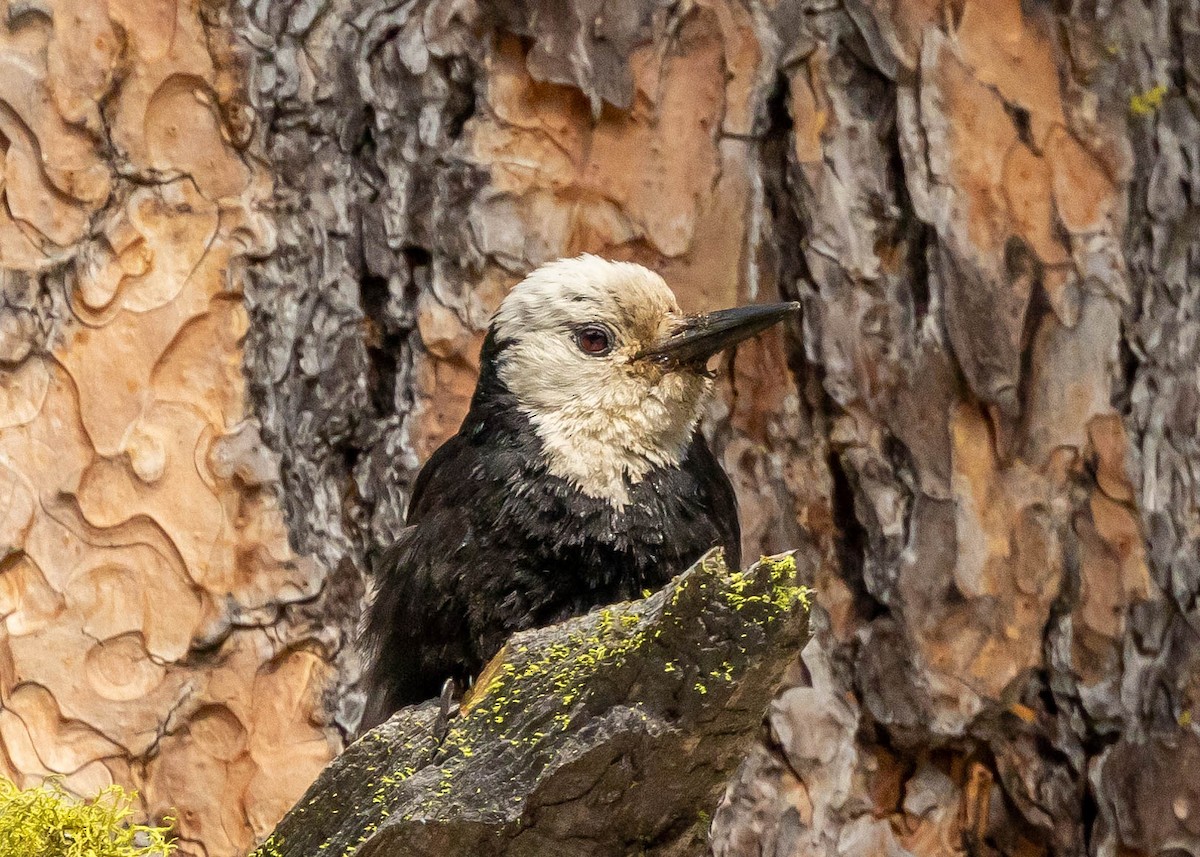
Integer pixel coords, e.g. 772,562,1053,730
719,554,810,618
709,662,734,683
1130,83,1167,115
0,777,175,857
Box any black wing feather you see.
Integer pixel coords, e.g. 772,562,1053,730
682,432,741,569
358,433,480,731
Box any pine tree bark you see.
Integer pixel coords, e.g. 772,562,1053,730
0,2,339,855
0,0,1195,855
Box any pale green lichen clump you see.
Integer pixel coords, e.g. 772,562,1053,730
0,776,175,857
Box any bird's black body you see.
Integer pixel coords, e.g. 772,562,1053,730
359,331,740,730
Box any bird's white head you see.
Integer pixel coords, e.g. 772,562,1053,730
490,255,798,508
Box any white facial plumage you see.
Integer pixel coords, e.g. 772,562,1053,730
492,255,713,508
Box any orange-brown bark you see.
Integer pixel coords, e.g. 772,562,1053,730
0,1,337,854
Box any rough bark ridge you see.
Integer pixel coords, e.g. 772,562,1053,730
0,1,340,855
717,4,1199,857
256,552,810,857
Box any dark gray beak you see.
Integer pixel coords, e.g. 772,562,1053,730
636,302,801,367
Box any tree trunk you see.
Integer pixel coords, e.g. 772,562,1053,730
0,2,340,856
1,0,1195,855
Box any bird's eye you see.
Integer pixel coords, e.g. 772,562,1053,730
574,325,612,356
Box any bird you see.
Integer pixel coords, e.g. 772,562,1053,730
358,254,799,731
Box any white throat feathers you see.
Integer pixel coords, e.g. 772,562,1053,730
492,255,714,508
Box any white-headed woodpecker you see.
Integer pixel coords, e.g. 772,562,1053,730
359,255,799,730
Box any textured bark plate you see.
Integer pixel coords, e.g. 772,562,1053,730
256,551,809,857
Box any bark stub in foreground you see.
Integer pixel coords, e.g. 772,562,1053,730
256,551,810,857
